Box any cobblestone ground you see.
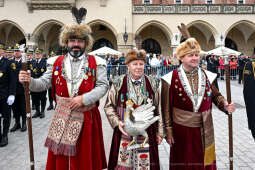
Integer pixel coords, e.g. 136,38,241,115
0,80,254,170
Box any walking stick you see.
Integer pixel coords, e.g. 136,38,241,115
224,55,233,170
22,56,35,170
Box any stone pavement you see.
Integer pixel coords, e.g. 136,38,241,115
0,80,254,170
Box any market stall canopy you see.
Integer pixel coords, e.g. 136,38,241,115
89,46,121,56
207,46,241,56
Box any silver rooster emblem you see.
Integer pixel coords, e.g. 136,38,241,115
124,99,159,150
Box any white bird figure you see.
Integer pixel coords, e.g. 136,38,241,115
124,99,159,150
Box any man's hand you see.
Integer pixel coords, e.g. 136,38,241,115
70,95,83,111
166,137,175,146
224,100,235,113
7,95,15,105
19,70,31,84
118,121,129,137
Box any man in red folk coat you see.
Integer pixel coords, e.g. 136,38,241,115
161,38,235,170
19,7,108,170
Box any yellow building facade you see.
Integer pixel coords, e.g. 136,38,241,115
0,0,255,56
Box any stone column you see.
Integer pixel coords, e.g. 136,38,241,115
26,34,38,49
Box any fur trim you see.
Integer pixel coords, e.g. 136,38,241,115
125,49,146,64
59,24,93,52
176,37,201,60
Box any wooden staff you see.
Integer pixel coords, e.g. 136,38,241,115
22,58,35,170
224,55,233,170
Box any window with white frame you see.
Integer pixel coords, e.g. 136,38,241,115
238,0,245,4
175,0,182,4
143,0,152,4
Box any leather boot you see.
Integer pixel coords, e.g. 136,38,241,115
10,122,21,132
40,100,46,118
47,103,54,111
0,136,8,147
20,117,27,132
32,107,41,118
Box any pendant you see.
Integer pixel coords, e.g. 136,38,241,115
54,71,58,76
207,91,212,97
84,74,88,80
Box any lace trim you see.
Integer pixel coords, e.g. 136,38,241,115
178,67,206,112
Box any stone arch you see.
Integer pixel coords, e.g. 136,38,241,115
87,19,118,37
135,20,173,41
32,20,64,55
0,20,26,46
135,20,172,56
187,20,218,39
88,19,118,50
226,20,255,56
32,19,64,37
225,20,255,37
186,20,217,50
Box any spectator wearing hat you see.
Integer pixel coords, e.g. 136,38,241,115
5,46,14,60
0,42,17,147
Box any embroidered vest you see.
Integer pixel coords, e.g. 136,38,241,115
51,55,97,101
171,69,212,112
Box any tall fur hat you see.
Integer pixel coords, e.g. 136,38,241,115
59,7,93,52
125,49,147,64
176,37,201,60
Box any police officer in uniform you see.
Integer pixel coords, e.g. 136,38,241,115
10,44,27,132
243,55,255,141
6,46,14,60
26,48,36,110
31,48,47,118
0,42,17,147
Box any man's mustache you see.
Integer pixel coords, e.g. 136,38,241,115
71,46,82,50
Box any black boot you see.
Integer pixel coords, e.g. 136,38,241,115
0,136,8,147
47,104,54,111
32,107,41,118
20,117,27,132
40,100,46,119
10,122,21,132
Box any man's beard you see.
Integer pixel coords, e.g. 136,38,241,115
68,46,85,58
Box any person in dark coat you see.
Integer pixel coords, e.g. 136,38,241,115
10,44,27,132
31,48,47,118
0,42,17,147
26,49,36,110
242,55,255,141
238,54,249,84
206,55,219,89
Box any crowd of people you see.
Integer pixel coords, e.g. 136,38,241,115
0,7,254,170
105,49,251,86
0,43,55,147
